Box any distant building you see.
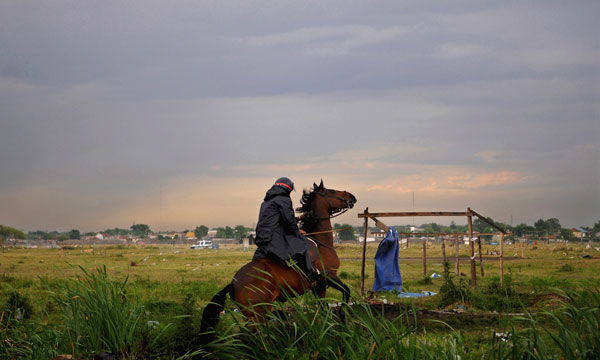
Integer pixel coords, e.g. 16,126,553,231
370,229,386,240
185,231,196,240
572,227,589,239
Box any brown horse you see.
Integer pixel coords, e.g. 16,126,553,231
200,181,356,342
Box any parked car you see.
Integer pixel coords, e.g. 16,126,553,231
191,240,213,249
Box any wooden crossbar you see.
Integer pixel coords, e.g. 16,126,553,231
358,211,468,218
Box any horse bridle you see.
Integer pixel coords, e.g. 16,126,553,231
309,190,354,221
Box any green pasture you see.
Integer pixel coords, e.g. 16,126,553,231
1,243,599,359
1,243,598,306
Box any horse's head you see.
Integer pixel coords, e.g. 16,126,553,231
296,180,356,222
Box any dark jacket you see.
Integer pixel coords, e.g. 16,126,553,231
252,185,307,264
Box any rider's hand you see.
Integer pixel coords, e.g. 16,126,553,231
299,229,307,235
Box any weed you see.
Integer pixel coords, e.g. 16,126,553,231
339,271,360,280
438,261,471,308
4,290,35,319
472,275,527,312
172,293,202,356
416,276,433,285
557,263,575,272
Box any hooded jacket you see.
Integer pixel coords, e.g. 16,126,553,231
252,185,307,264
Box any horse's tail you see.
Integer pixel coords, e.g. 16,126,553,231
199,282,234,345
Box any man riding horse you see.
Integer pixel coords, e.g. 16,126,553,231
252,177,321,283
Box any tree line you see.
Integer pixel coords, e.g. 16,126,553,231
3,217,599,243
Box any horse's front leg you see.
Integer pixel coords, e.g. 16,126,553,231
326,273,351,303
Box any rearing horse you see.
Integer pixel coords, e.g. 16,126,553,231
200,181,356,342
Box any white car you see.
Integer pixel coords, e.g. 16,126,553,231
191,240,213,249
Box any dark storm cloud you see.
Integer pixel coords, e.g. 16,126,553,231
0,1,598,230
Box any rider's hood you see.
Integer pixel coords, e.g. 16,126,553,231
264,185,290,201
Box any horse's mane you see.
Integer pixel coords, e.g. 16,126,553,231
296,187,316,215
296,181,325,231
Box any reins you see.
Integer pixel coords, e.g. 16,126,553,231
304,227,352,236
306,191,352,220
298,187,355,253
306,236,336,252
304,227,352,252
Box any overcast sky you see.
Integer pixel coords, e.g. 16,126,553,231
1,1,598,232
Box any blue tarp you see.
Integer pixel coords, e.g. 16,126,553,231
396,291,437,298
372,228,403,292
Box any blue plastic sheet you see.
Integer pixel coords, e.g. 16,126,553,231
372,228,403,292
396,291,437,298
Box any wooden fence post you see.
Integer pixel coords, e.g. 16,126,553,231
500,232,505,286
468,208,476,289
478,236,484,277
455,235,460,276
360,208,369,297
423,239,427,277
442,237,447,264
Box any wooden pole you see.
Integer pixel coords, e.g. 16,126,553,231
442,237,447,264
500,233,505,286
423,239,427,277
468,208,476,289
360,208,369,296
358,211,469,218
478,236,484,277
455,235,460,276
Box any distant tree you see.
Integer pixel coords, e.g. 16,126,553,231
0,225,26,245
57,234,69,241
513,223,535,237
560,228,575,241
84,232,96,237
68,229,81,240
28,230,48,240
473,218,494,233
234,225,248,240
534,219,547,232
216,226,235,238
195,225,209,239
422,222,441,233
592,221,600,237
105,228,130,236
130,224,151,238
545,218,561,234
334,223,356,241
46,231,59,240
450,221,456,230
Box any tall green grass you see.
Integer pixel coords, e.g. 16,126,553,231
200,286,600,359
2,265,599,359
51,265,155,358
201,286,471,360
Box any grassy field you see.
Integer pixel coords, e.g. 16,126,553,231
1,242,599,359
2,242,598,303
